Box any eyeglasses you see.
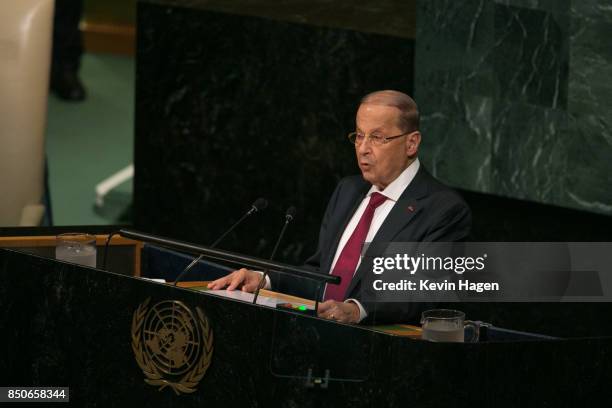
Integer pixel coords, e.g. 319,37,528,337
347,130,413,146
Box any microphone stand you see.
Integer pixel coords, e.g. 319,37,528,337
252,207,295,304
173,199,267,286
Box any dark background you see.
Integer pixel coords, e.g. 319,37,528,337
134,0,612,265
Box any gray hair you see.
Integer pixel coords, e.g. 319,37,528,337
360,90,420,132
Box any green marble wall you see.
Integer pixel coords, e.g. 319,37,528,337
415,0,612,215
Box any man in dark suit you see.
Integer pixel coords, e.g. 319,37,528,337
208,90,471,324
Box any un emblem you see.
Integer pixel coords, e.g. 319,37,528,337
131,298,213,394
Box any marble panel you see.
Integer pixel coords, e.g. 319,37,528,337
415,0,494,95
416,0,612,216
565,1,612,214
571,0,612,17
568,3,612,115
141,0,417,39
135,4,415,262
4,248,612,407
494,0,570,13
492,4,569,109
419,90,493,192
563,113,612,214
491,102,569,203
415,0,495,191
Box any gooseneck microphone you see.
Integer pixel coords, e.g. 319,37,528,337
253,206,297,303
173,197,268,286
211,197,268,247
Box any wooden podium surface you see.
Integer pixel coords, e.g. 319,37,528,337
0,233,142,276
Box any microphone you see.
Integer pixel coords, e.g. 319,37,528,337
253,206,296,303
173,197,268,286
285,206,296,222
210,197,268,248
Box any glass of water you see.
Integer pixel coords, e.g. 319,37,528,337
56,233,97,268
420,309,479,343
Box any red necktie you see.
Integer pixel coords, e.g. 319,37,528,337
324,192,388,301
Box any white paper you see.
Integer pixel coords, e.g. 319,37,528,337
139,277,167,283
205,289,281,308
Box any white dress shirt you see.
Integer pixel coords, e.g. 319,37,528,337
330,158,420,321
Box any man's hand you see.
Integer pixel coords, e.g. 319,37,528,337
317,300,361,324
207,268,263,292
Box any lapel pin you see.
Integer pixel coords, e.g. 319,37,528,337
407,205,415,213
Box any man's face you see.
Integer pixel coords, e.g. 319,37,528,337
355,103,420,190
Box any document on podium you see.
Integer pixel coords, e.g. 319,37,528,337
205,289,280,308
176,281,316,310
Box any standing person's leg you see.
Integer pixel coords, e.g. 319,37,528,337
51,0,86,101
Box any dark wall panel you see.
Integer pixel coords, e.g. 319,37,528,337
134,3,415,262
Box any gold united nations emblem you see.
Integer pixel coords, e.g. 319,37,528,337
131,298,213,394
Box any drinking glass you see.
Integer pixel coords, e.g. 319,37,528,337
56,233,97,268
421,309,479,343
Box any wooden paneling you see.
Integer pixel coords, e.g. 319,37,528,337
0,234,143,276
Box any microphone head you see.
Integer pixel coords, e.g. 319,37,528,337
285,206,297,221
252,197,268,212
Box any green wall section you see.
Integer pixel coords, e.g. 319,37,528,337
416,0,612,215
46,54,134,226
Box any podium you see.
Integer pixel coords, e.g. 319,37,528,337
1,245,612,407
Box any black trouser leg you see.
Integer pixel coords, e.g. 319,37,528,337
51,0,84,74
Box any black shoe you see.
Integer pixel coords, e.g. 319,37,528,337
50,68,86,101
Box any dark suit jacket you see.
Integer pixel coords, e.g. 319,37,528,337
275,164,472,324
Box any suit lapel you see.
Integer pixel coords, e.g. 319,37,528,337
321,179,370,274
345,166,432,297
372,165,431,242
368,197,421,244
